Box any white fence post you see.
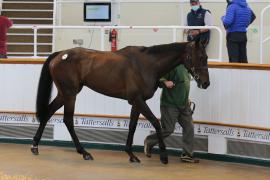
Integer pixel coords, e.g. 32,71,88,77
172,27,177,43
100,27,105,51
33,26,38,57
260,5,270,64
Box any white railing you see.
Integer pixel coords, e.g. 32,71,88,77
260,4,270,64
11,25,223,61
52,0,57,57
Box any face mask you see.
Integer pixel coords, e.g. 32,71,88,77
191,5,200,11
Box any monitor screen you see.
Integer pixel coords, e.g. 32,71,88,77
84,2,111,22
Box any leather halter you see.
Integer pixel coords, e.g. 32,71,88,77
185,55,200,80
185,54,207,81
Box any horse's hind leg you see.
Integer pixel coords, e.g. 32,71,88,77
125,106,140,163
63,96,93,160
133,97,168,164
31,95,64,155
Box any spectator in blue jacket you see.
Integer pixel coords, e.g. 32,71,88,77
221,0,254,63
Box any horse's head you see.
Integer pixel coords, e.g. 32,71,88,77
184,40,210,89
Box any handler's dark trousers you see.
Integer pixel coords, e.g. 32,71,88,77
144,105,194,156
226,32,248,63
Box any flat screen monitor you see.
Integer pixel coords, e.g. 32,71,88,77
84,2,111,22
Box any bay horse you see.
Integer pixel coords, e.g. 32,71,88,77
31,39,210,164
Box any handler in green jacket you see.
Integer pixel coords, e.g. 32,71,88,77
144,64,199,163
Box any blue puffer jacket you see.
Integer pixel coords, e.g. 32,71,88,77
221,0,252,33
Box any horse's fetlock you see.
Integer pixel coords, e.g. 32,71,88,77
124,148,131,153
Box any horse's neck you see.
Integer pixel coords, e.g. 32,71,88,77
155,53,186,78
146,43,187,77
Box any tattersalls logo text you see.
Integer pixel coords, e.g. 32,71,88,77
243,129,270,141
203,126,235,136
80,117,114,127
0,114,29,123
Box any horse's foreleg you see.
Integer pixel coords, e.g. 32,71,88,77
125,106,140,163
133,97,168,164
63,96,93,160
32,95,64,155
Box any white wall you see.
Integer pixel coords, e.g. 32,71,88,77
0,63,269,128
190,68,270,127
54,0,270,63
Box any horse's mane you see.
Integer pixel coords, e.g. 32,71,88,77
144,42,187,54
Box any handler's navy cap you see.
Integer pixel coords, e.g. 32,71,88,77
190,0,199,3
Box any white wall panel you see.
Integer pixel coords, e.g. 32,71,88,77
0,64,269,128
190,68,270,128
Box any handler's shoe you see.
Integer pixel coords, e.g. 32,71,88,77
180,153,200,163
144,140,153,158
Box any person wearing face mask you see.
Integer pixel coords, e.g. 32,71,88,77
184,0,213,47
222,0,255,63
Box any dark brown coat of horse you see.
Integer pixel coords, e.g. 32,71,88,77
31,40,210,164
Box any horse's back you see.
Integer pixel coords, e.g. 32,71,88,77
50,47,127,73
49,46,157,100
49,47,131,98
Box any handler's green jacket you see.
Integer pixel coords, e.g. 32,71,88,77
159,65,190,107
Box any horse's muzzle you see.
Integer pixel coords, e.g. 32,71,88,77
201,81,210,89
197,81,210,89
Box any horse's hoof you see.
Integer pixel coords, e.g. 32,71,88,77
160,151,168,164
160,156,168,164
31,146,39,155
129,157,141,163
83,153,94,160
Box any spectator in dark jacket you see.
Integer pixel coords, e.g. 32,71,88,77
184,0,213,47
221,0,254,63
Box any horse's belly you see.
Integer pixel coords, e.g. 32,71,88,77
84,81,127,100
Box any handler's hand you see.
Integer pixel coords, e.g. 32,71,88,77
164,81,175,88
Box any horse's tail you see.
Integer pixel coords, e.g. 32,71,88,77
36,52,60,122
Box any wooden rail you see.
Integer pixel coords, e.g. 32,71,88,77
208,62,270,70
0,58,45,64
1,58,270,70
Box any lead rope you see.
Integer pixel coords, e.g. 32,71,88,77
189,101,196,114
